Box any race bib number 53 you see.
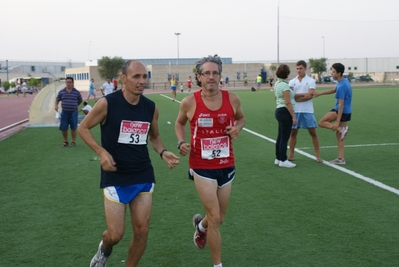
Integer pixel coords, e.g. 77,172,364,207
118,120,150,145
200,136,230,160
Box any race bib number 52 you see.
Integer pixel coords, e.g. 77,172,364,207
200,136,230,160
118,120,150,145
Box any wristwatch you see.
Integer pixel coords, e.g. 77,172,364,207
177,141,186,149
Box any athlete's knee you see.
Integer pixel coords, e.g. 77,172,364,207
132,224,149,245
103,229,124,246
133,220,150,236
207,213,222,227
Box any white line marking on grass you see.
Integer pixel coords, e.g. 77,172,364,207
298,143,399,150
161,94,180,102
243,128,399,196
160,93,399,196
0,119,28,132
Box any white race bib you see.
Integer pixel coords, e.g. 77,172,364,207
198,118,213,127
118,120,150,145
200,136,230,160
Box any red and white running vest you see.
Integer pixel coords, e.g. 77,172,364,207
189,90,235,169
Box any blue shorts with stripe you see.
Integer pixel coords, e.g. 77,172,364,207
188,166,235,188
103,183,154,204
292,113,317,129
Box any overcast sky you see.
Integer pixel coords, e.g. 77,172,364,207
2,0,398,63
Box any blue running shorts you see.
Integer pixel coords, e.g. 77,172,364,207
103,183,154,204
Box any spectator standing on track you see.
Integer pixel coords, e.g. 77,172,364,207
288,60,322,163
87,78,96,101
274,64,297,168
55,77,82,147
101,78,114,96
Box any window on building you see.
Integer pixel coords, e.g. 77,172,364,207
396,66,399,69
31,66,35,71
354,67,357,70
61,66,66,71
348,67,351,70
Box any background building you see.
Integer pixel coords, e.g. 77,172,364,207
0,60,84,87
2,57,399,91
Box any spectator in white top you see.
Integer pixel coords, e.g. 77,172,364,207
81,101,93,115
100,78,114,96
22,79,27,97
288,60,322,162
15,81,21,96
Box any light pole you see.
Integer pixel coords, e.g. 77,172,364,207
277,5,279,65
322,36,325,58
6,60,9,82
175,33,181,66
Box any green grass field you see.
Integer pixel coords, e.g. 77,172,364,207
1,85,398,266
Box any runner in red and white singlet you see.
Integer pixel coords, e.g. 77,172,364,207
175,55,246,267
189,89,235,169
187,76,192,93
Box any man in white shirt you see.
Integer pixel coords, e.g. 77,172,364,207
15,81,21,96
81,101,92,115
100,78,114,96
22,79,28,97
288,60,322,162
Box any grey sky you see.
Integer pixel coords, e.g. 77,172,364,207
2,0,398,62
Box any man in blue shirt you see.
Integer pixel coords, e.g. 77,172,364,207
55,77,82,147
87,78,96,101
314,63,352,164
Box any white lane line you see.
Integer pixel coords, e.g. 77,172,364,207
160,94,179,102
298,143,399,150
160,93,399,196
0,119,29,132
242,128,399,196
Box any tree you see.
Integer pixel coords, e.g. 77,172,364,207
2,81,10,90
309,58,327,83
97,56,125,80
28,78,39,87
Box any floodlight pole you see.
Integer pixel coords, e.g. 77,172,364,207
6,60,9,82
322,36,325,58
175,33,181,66
277,5,280,65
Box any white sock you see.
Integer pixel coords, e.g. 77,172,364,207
198,221,207,232
214,264,222,267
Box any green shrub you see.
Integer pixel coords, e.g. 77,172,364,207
28,78,39,87
2,81,10,90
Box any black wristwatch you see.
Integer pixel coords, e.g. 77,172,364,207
177,141,186,149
